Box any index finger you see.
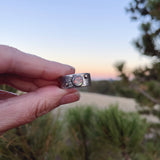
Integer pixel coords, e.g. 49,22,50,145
0,45,75,80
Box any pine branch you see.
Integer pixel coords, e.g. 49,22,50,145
130,83,160,105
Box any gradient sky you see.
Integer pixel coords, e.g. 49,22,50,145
0,0,151,79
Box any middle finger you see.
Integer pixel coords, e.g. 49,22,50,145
0,74,58,92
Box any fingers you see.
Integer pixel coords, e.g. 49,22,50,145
0,90,17,100
60,92,80,105
0,86,80,133
0,45,75,80
1,74,58,92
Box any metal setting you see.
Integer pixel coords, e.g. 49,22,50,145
59,73,91,89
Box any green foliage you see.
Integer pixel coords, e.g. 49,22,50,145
115,0,160,110
63,106,96,160
63,105,148,160
2,105,160,160
93,106,148,160
96,106,147,149
0,85,17,93
0,113,63,160
135,80,160,107
143,139,160,159
127,0,160,58
115,61,160,108
80,80,136,99
131,131,160,160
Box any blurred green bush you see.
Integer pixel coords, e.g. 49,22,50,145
0,113,63,160
64,106,148,160
1,105,157,160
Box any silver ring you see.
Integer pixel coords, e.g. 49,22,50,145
59,73,91,89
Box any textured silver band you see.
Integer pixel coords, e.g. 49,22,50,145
59,73,91,89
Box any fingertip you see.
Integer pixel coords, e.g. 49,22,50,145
60,91,80,105
0,86,79,133
63,64,75,75
43,62,75,80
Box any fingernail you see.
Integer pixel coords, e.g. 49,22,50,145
60,92,80,105
65,64,75,74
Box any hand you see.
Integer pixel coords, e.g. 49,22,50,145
0,45,80,134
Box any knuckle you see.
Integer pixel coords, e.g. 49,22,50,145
32,99,50,119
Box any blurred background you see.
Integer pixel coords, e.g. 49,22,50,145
1,0,160,160
0,0,150,80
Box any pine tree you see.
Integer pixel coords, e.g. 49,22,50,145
116,0,160,115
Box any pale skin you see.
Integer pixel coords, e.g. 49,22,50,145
0,45,80,135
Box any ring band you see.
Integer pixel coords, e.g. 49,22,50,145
59,73,91,89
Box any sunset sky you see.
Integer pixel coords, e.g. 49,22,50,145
0,0,151,80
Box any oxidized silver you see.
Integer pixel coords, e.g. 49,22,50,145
59,73,91,89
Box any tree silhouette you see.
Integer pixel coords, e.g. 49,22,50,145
116,0,160,106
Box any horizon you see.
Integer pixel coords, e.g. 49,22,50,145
0,0,151,80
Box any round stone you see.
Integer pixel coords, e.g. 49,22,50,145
72,75,83,87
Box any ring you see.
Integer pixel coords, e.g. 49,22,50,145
59,73,91,89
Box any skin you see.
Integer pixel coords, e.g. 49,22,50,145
0,45,80,134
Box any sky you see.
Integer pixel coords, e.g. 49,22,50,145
0,0,151,80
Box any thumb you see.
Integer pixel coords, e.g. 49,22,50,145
0,86,79,133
